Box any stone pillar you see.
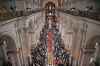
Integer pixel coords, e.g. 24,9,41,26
81,48,95,66
95,42,100,58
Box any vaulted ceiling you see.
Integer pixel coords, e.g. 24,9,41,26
0,0,100,21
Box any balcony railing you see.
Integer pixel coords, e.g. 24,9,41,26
57,8,100,21
0,8,43,21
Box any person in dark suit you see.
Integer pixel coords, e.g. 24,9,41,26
6,57,12,66
58,64,64,66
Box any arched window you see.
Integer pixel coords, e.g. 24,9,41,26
0,35,17,66
45,1,56,17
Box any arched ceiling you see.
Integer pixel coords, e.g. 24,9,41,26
0,0,99,21
0,35,16,51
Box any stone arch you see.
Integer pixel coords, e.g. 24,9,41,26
86,35,100,61
86,35,100,49
43,0,64,8
43,0,56,8
81,35,100,66
44,1,56,22
0,35,16,50
45,1,56,10
0,35,18,66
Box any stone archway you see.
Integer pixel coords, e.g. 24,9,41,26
45,1,56,17
0,35,18,66
86,36,100,49
81,35,100,66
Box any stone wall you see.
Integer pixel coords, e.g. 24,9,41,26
0,10,100,66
